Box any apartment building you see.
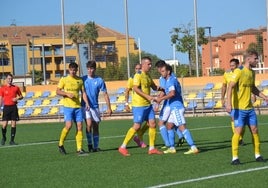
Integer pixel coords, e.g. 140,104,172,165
0,24,138,84
202,27,267,76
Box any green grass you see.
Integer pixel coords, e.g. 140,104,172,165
1,115,268,188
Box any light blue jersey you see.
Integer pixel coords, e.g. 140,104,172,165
165,76,184,109
82,75,107,108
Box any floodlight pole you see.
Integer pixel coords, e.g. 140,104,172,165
194,0,199,77
124,0,130,78
31,36,35,85
61,0,67,76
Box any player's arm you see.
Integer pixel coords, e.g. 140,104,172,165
221,83,227,106
124,87,131,112
226,81,235,113
133,85,154,101
156,88,175,104
81,88,90,110
103,92,112,116
252,85,268,102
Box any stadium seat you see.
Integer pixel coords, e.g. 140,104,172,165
41,91,51,98
49,91,57,97
111,104,117,111
24,91,34,99
114,104,125,113
50,98,59,105
117,95,125,102
260,80,268,88
48,107,59,115
40,107,50,115
99,105,108,113
262,89,268,95
32,108,42,116
24,108,34,117
33,91,42,98
253,99,262,107
214,100,223,108
203,83,214,90
205,92,214,99
255,80,260,87
213,83,222,90
196,91,206,99
186,92,197,100
18,108,25,116
59,106,64,115
25,100,34,107
33,99,43,106
59,98,64,105
17,100,26,107
42,99,51,105
116,87,125,95
204,100,216,109
110,96,117,103
187,101,197,110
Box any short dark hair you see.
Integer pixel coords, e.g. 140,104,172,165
165,64,173,74
230,58,239,65
69,62,78,69
155,60,166,68
86,60,96,69
141,56,152,62
6,73,13,78
244,49,259,59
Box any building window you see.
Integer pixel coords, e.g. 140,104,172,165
66,56,76,63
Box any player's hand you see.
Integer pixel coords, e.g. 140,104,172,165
125,105,131,112
225,104,232,113
66,93,74,99
106,108,112,116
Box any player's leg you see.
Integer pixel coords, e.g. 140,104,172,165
75,108,86,154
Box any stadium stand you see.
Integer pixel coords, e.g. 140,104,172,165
260,80,268,88
116,95,125,103
214,100,223,109
99,105,108,113
187,101,197,110
116,87,125,95
59,106,64,115
32,108,42,116
48,107,59,115
23,108,34,117
33,91,42,98
49,91,57,97
40,107,50,115
196,91,206,99
204,100,216,109
185,92,197,100
25,100,34,107
18,108,25,116
114,104,125,113
42,99,51,106
111,104,117,111
212,83,222,90
50,98,59,105
17,100,26,107
205,91,214,99
110,96,117,103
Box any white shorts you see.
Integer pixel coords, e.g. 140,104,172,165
159,106,171,122
84,108,101,122
167,108,186,126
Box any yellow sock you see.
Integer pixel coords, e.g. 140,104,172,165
76,130,83,151
232,133,240,159
138,123,149,141
59,127,69,146
123,127,136,146
252,133,260,156
231,121,235,134
149,127,156,147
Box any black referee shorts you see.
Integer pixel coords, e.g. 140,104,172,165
2,105,19,121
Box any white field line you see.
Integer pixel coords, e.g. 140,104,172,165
147,166,268,188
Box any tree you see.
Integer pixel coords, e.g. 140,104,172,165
67,24,83,75
247,33,263,62
82,21,98,61
170,21,208,76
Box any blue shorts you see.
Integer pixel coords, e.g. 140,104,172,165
233,109,257,127
132,105,155,124
64,107,84,122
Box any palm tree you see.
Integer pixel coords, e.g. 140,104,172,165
67,24,83,75
82,21,98,61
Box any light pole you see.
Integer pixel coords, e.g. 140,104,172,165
204,26,213,76
31,37,35,85
0,45,6,80
194,0,199,77
61,0,67,76
124,0,130,78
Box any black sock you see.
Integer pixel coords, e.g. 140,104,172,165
11,127,16,142
2,128,7,140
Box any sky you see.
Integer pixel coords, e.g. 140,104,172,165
1,0,267,64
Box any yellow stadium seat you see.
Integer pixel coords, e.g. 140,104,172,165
263,89,268,95
42,99,51,105
25,100,34,107
255,80,260,87
253,99,262,107
213,83,222,90
205,92,214,99
215,100,223,108
33,91,42,98
59,98,64,105
32,108,42,116
186,92,197,99
111,104,117,111
49,91,57,97
49,107,59,115
117,95,125,102
18,108,25,116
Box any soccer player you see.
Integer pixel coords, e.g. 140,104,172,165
155,60,184,149
82,60,112,152
0,73,23,145
155,64,199,154
57,62,90,155
125,63,148,148
221,58,246,145
226,50,268,165
118,56,163,156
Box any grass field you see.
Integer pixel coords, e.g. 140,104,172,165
1,115,268,188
